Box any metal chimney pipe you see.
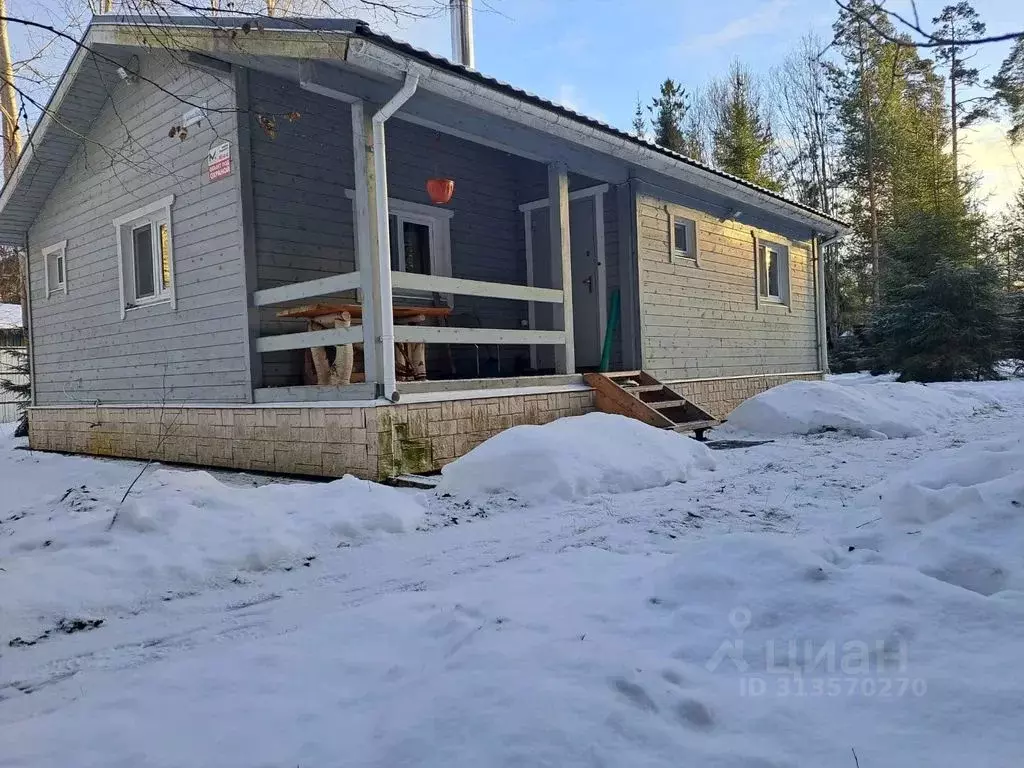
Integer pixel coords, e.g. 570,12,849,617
449,0,475,68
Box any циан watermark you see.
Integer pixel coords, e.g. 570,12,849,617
705,607,927,698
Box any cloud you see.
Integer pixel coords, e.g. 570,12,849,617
959,122,1023,214
684,0,793,53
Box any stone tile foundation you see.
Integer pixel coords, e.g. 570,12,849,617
27,373,818,479
28,389,596,481
670,372,823,419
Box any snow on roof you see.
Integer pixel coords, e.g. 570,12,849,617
0,303,22,329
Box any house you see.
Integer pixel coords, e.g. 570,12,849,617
0,14,848,480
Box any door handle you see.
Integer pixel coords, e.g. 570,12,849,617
582,275,593,293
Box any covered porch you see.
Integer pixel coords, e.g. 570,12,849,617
237,55,638,404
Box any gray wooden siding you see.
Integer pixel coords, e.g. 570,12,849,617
27,53,247,405
635,194,818,380
246,71,535,384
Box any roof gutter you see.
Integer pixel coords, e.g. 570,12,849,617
345,37,848,234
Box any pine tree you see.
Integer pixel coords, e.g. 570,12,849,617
648,78,689,152
932,2,991,174
873,134,1003,381
631,95,647,140
1002,187,1024,371
709,63,779,190
990,37,1024,143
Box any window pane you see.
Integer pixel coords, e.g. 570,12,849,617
758,247,769,296
388,216,400,271
674,220,689,254
159,223,171,290
403,221,431,274
133,224,155,298
760,247,781,298
56,255,64,284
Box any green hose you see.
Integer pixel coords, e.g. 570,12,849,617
599,288,620,372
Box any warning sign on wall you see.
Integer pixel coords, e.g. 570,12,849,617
208,141,232,181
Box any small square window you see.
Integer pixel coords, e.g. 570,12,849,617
43,241,68,297
113,196,176,317
668,211,698,264
758,242,789,303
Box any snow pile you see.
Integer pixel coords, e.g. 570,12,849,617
437,412,716,502
726,379,990,438
0,469,422,642
849,437,1024,595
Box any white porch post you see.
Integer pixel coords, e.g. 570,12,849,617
358,102,397,399
351,100,378,385
548,162,575,374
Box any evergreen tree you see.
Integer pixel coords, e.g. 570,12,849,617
873,150,1003,381
648,78,689,152
709,63,779,190
631,95,647,140
932,2,991,173
0,345,28,436
1001,187,1024,371
990,37,1024,143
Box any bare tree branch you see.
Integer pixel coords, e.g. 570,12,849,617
834,0,1023,48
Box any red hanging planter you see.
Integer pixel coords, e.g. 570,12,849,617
426,177,455,205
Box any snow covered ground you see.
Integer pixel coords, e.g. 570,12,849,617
2,375,1024,767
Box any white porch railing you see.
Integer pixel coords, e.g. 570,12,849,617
253,270,566,358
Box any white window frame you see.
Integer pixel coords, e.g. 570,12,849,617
113,195,176,319
345,190,454,304
43,240,68,298
666,206,700,266
757,240,790,304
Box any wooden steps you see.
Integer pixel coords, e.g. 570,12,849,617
583,371,721,440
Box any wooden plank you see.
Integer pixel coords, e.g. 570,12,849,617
255,325,362,354
390,272,564,304
252,271,362,307
650,398,689,410
393,326,565,346
275,303,453,320
671,419,720,433
549,162,575,374
583,372,673,429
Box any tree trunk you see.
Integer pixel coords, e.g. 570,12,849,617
0,0,21,181
857,21,881,307
950,46,959,177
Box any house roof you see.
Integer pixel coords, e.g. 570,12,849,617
0,14,849,244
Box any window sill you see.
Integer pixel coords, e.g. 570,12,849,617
671,252,700,266
125,297,173,313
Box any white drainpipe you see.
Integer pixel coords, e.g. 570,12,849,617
372,70,421,400
814,231,845,374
